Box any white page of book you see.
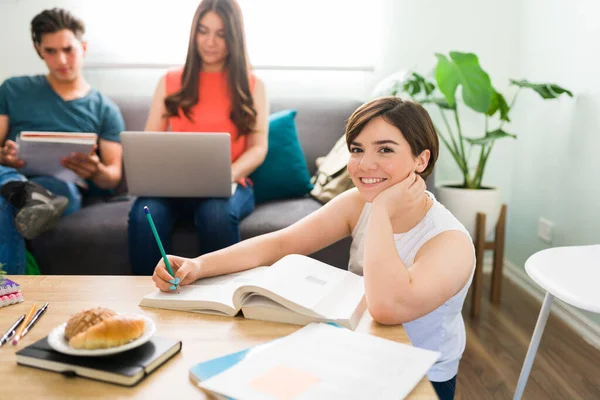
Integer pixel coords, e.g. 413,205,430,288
200,323,440,400
18,141,95,183
251,255,363,315
312,272,365,319
142,267,268,311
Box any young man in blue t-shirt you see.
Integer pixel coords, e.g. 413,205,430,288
0,8,125,274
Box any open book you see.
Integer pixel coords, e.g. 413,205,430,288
139,254,366,330
17,131,98,183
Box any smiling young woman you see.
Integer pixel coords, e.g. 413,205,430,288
149,96,474,400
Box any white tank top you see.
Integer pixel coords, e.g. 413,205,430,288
349,192,475,382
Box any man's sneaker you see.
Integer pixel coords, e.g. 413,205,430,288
1,181,69,240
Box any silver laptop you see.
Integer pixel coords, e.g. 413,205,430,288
121,131,233,197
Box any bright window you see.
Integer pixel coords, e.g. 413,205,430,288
73,0,382,70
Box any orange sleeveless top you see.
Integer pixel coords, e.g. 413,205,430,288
164,68,256,162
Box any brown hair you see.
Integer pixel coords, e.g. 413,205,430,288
165,0,256,136
345,97,439,180
31,8,85,48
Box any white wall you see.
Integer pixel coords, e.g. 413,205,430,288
0,0,519,98
508,0,600,325
0,0,376,101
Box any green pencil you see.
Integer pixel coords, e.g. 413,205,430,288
144,206,179,293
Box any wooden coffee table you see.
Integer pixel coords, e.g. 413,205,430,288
0,276,437,398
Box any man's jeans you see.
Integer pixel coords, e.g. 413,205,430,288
0,165,81,274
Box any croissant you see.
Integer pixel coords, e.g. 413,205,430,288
68,316,146,350
64,307,117,340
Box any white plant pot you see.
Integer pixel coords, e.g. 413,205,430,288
435,185,502,238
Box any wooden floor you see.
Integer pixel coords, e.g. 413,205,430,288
457,274,600,399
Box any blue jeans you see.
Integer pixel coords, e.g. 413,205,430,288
128,183,255,275
0,165,81,275
431,374,457,400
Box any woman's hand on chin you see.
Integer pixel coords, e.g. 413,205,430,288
372,172,426,218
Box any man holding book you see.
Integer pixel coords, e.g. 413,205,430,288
0,8,125,275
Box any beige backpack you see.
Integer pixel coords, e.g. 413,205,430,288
310,135,355,204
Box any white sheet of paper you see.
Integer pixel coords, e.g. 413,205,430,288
200,323,440,400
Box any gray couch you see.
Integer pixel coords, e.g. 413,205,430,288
29,97,366,275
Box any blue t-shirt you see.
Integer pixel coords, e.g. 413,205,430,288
0,75,125,195
0,75,124,143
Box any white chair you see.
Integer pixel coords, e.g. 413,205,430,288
514,245,600,400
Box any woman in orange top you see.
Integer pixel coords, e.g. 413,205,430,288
128,0,268,275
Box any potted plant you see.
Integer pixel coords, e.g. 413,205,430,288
377,51,572,236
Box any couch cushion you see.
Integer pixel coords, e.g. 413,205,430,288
242,197,351,268
240,197,352,268
30,197,134,275
250,109,313,204
113,96,152,132
240,197,322,237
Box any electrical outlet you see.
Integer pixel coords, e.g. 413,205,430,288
537,218,554,244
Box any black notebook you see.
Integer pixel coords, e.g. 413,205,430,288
15,336,182,386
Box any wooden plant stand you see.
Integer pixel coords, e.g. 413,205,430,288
470,204,507,318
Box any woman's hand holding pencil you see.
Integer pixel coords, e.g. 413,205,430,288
145,206,201,293
152,255,202,292
144,206,180,293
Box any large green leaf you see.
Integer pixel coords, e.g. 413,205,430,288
510,79,574,99
435,52,493,113
435,54,460,107
487,89,510,121
466,129,517,145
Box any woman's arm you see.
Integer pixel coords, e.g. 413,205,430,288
145,76,169,132
364,201,474,325
152,188,365,291
231,78,269,182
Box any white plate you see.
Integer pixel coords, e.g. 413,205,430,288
47,314,156,357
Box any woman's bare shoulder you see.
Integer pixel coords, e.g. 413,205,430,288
329,188,366,232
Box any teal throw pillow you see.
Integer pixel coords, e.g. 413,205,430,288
250,109,313,203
